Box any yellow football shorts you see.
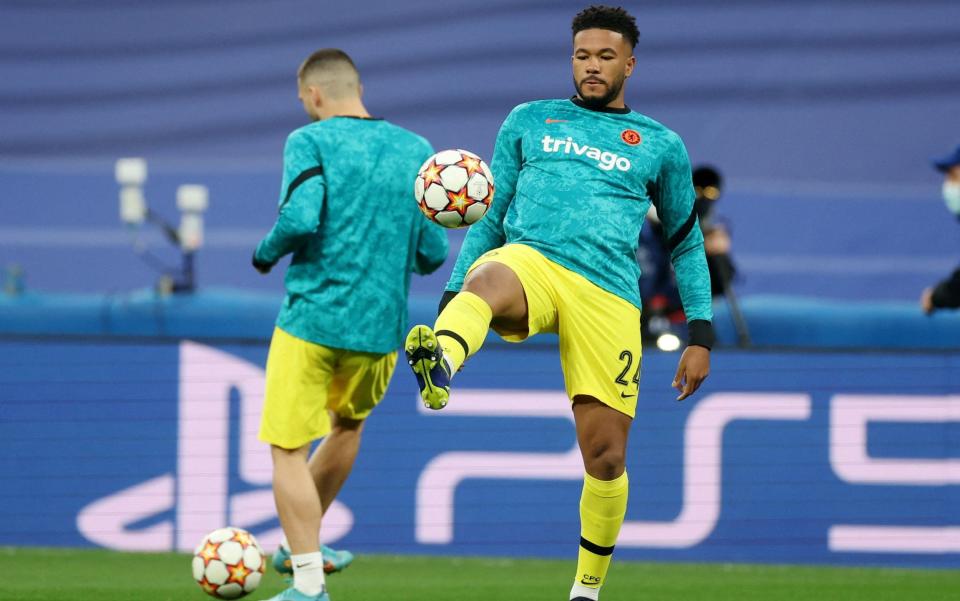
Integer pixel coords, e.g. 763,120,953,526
258,327,397,449
468,243,642,417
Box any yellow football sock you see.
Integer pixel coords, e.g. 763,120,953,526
434,291,492,373
575,471,629,593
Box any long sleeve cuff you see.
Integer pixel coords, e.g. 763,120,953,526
688,319,715,350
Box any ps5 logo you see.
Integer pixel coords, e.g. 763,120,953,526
74,343,959,557
76,342,352,552
415,391,959,554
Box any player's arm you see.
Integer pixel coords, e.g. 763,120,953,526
653,134,714,400
252,130,326,273
413,217,450,275
444,108,524,293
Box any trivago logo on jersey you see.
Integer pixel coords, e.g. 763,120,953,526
541,135,632,172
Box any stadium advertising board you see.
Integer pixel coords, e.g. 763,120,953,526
1,340,956,568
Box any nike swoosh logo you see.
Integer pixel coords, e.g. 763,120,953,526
545,118,568,123
620,393,636,399
295,562,313,568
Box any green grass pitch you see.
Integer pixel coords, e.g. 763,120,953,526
3,547,958,601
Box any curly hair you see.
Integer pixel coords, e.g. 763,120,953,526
571,5,639,49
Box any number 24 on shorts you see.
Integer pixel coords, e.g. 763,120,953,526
615,350,641,398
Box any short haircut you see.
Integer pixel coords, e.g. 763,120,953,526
298,48,360,98
571,5,640,49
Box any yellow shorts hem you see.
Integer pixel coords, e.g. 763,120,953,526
569,389,637,419
257,427,330,451
259,327,396,449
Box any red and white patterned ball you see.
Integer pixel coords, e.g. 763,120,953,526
192,527,266,599
414,148,495,229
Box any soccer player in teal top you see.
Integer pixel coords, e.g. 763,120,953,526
253,49,448,601
405,6,712,600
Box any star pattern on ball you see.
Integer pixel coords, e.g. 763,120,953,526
419,202,439,220
199,578,219,594
228,562,252,585
446,188,474,215
420,161,443,187
199,541,219,564
456,154,484,177
232,530,252,546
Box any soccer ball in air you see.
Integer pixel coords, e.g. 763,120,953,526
414,149,494,228
192,527,266,599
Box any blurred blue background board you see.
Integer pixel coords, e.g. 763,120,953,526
2,165,959,302
2,0,958,183
2,0,960,301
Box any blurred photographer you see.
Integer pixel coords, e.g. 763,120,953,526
692,165,737,297
638,164,737,344
921,144,960,314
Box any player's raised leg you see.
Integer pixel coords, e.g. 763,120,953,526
407,260,528,408
569,398,631,601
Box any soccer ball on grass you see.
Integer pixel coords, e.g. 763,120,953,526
192,527,266,599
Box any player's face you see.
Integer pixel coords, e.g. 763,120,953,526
947,165,960,184
572,29,636,109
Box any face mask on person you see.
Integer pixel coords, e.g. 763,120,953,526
944,181,960,215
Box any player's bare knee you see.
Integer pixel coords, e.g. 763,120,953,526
463,268,501,306
463,263,522,316
582,442,626,480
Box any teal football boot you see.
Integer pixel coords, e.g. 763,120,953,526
272,544,354,575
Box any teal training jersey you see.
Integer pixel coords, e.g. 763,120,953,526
447,98,712,322
255,116,449,354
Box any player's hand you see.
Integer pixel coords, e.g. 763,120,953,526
672,345,710,401
920,287,935,315
252,252,274,275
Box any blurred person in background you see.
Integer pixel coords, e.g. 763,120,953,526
638,165,736,341
921,144,960,314
693,165,737,297
252,48,448,601
637,204,685,342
